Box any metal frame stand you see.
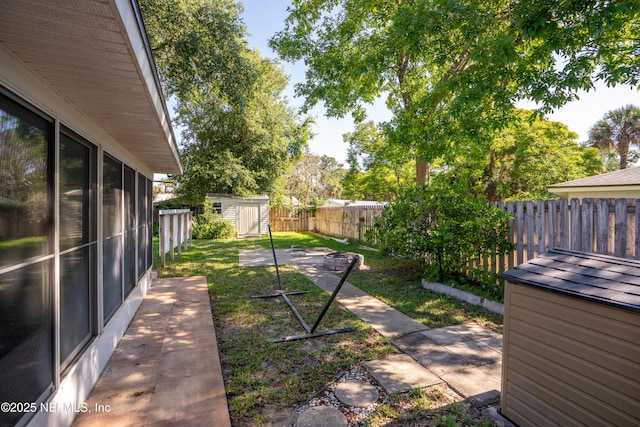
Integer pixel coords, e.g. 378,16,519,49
252,225,357,343
251,225,309,299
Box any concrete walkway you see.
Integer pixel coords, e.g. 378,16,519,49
239,248,503,404
72,276,231,427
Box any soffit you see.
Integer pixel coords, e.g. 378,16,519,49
0,0,181,174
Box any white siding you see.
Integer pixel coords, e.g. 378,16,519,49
205,195,269,236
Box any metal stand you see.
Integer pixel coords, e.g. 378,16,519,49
251,225,310,299
269,255,358,343
252,225,357,343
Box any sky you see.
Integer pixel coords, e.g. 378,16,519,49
239,1,640,166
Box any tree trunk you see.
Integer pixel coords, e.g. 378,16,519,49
416,157,429,186
619,138,630,169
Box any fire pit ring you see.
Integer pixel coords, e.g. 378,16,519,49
323,252,365,271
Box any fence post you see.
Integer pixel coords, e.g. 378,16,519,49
177,212,183,256
160,214,166,267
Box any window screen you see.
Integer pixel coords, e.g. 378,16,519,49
0,92,54,427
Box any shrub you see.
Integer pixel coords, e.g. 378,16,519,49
192,201,236,239
367,184,514,282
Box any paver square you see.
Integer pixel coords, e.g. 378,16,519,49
420,324,495,345
393,331,442,354
296,406,348,427
441,366,501,398
442,340,502,366
334,380,379,407
410,349,471,377
476,335,504,354
365,354,443,394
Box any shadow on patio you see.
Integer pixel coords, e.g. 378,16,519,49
73,276,231,427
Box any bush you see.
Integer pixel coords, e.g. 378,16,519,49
192,201,236,239
367,184,514,282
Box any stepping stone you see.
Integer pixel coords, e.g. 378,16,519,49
334,380,379,407
365,354,443,394
296,406,347,427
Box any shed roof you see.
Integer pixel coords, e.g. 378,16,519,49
0,0,181,174
206,194,269,201
502,248,640,313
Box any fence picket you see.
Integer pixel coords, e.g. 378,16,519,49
615,198,628,256
596,199,609,254
547,199,557,249
536,199,545,256
581,198,594,252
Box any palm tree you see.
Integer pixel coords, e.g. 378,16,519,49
588,105,640,169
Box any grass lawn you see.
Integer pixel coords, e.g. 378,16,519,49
154,232,501,426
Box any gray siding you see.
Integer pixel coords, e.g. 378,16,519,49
501,283,640,426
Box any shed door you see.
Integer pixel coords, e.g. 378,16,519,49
238,203,260,236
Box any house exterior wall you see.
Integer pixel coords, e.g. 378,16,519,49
0,32,156,427
501,282,640,426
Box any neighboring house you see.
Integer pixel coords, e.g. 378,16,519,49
0,2,181,427
205,194,269,237
547,167,640,199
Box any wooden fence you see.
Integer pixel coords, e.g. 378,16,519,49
314,206,385,241
270,198,640,275
269,207,314,232
468,198,640,276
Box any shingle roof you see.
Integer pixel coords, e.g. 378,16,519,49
548,167,640,188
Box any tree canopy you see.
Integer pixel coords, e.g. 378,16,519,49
281,150,344,206
140,0,311,203
433,110,604,200
270,0,640,184
342,121,413,201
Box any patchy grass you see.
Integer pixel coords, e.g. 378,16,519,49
153,232,501,425
366,387,494,427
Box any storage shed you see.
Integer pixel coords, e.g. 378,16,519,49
205,194,269,237
501,249,640,426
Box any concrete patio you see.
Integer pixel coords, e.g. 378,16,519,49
72,276,230,427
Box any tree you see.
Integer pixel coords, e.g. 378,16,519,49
434,110,604,201
588,105,640,170
270,0,640,184
139,0,310,204
283,150,344,206
342,122,413,201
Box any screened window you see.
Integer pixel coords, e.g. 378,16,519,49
123,165,136,297
137,173,148,278
102,154,123,322
0,92,53,427
59,131,96,367
213,203,222,215
146,177,152,270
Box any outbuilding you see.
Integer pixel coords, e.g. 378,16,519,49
501,249,640,426
205,194,269,237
